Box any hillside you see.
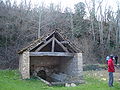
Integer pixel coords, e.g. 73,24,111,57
0,0,120,69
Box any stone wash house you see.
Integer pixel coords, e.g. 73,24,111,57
18,31,83,85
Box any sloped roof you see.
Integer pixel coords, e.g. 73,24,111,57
18,31,80,54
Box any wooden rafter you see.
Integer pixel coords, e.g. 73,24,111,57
64,44,75,53
60,41,69,44
45,31,56,40
18,31,80,54
35,37,53,52
54,37,69,52
67,43,77,52
35,36,69,52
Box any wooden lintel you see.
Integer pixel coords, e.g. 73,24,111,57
30,52,74,57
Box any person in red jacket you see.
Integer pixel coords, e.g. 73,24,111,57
108,55,115,87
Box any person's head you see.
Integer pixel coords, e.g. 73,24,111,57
110,55,113,59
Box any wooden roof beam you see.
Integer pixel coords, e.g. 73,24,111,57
60,41,69,44
54,37,69,52
30,52,74,57
35,37,53,52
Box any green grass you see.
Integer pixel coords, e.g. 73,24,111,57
0,70,120,90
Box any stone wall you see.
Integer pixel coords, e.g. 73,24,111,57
30,56,61,76
60,53,83,77
19,52,83,80
19,51,30,79
30,56,60,66
19,54,22,73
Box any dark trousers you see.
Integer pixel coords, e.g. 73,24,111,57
115,59,118,65
108,72,113,87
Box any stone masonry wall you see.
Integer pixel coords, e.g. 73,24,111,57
19,52,83,79
19,51,30,79
60,53,83,77
19,54,23,74
30,56,60,66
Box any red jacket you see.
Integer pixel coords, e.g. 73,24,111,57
108,59,115,72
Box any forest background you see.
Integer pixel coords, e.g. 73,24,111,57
0,0,120,69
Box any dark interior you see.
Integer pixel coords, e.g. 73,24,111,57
37,70,46,80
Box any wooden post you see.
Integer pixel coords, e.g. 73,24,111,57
52,37,55,52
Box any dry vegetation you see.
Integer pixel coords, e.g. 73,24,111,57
0,0,120,69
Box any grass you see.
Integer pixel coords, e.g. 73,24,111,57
0,70,120,90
